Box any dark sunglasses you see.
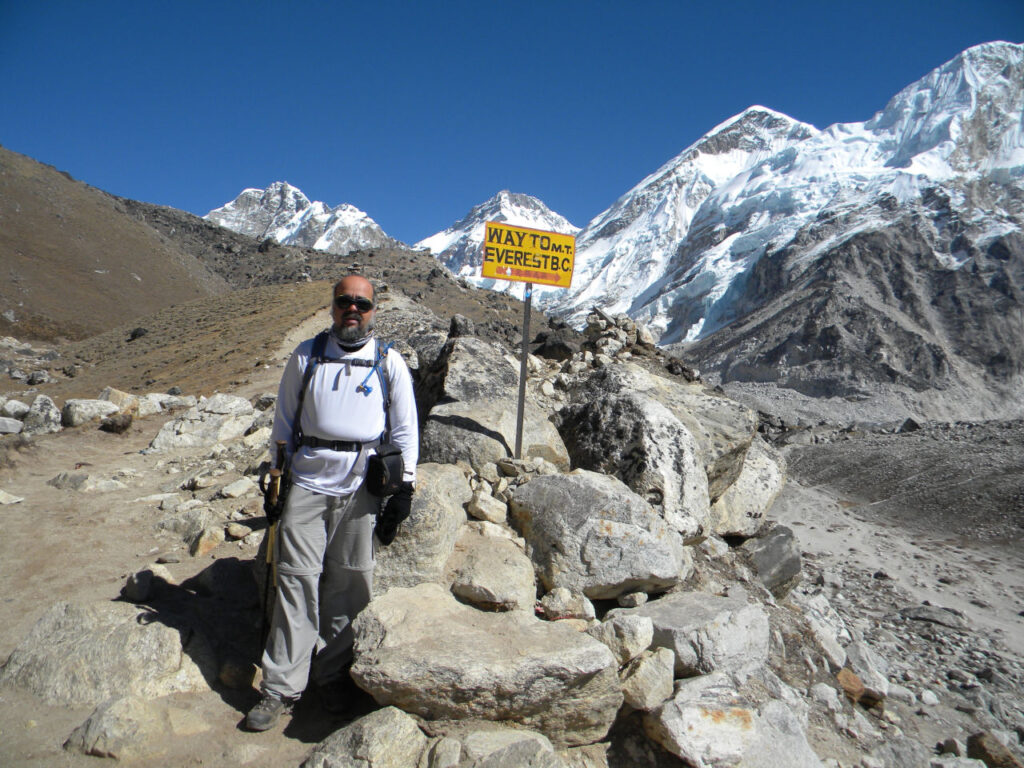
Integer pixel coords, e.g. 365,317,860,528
334,294,374,312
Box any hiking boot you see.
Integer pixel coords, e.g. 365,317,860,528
245,692,293,731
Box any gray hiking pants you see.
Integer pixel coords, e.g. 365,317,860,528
261,483,377,700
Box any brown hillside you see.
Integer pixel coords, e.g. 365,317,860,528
0,146,230,341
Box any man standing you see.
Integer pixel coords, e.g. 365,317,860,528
247,274,418,731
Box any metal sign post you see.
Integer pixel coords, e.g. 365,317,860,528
514,283,532,459
481,221,576,460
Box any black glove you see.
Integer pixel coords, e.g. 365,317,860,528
375,482,414,546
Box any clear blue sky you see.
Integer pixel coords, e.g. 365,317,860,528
2,1,1022,244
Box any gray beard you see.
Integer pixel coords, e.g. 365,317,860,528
333,318,375,345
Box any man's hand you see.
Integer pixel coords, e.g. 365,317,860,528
375,482,414,546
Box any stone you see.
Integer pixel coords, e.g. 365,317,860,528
190,525,225,557
22,394,62,435
64,694,211,759
418,337,571,471
899,604,970,630
158,504,215,543
509,470,690,599
99,386,140,414
0,488,25,504
929,758,988,767
557,380,711,538
966,731,1024,768
122,564,176,602
837,668,866,705
47,471,127,493
616,592,648,608
219,476,256,499
302,706,428,768
608,589,769,682
845,641,890,704
351,583,622,746
562,363,757,504
0,601,213,706
810,682,843,712
374,463,471,595
0,415,23,433
620,647,675,711
100,413,133,434
148,393,255,451
447,526,537,612
706,437,785,537
61,399,120,427
226,522,253,540
644,673,823,768
741,525,802,598
921,689,940,706
1,398,29,419
540,588,595,621
468,489,508,524
457,727,565,767
586,614,654,666
789,590,849,670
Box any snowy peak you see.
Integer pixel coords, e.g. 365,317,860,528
547,41,1024,346
205,182,395,256
416,190,578,291
866,41,1024,173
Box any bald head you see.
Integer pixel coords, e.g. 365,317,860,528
331,274,376,342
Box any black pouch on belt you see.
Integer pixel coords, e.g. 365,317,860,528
365,443,404,497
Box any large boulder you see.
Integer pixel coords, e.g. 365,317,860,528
447,525,537,612
418,336,570,471
706,437,785,538
508,470,691,599
22,394,62,435
0,601,213,706
148,393,254,451
608,589,769,682
562,363,757,504
351,583,622,746
61,399,120,428
644,673,824,768
373,463,471,596
741,525,802,598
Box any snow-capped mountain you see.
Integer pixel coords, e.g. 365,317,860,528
415,190,578,299
205,182,396,255
554,41,1024,355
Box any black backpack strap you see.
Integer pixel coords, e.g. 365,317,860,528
291,331,329,452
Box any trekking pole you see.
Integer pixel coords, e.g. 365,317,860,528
258,441,288,648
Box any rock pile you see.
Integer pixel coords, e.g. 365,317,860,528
1,304,1022,767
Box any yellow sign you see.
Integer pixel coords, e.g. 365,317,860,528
482,222,575,288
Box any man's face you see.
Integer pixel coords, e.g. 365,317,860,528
332,276,376,341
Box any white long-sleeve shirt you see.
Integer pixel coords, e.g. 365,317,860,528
270,334,418,496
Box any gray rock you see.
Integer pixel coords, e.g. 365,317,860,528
620,647,675,712
741,525,802,597
644,673,823,768
540,588,595,621
845,640,890,703
418,336,570,471
61,399,120,427
0,601,213,706
557,379,711,538
706,437,785,537
64,694,211,759
351,583,622,746
374,463,471,596
586,614,654,666
563,363,757,503
0,488,25,504
0,416,23,434
1,398,30,419
22,394,62,435
302,706,427,768
467,489,508,524
455,727,567,767
148,393,254,451
899,604,970,630
609,589,769,681
509,470,690,599
448,526,537,612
